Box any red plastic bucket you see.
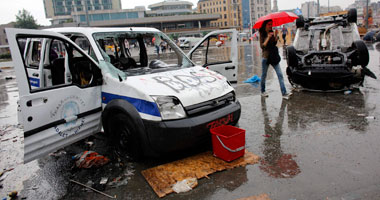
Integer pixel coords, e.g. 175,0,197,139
210,125,245,162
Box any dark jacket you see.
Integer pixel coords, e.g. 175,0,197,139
260,33,278,59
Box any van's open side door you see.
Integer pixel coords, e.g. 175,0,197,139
188,29,238,83
6,28,103,163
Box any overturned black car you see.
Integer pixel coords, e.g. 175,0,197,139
286,9,377,91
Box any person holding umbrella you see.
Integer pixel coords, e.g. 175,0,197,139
259,19,291,99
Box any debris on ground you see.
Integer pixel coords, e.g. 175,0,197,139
171,178,198,193
100,177,108,185
85,141,94,147
0,168,14,179
344,90,352,95
70,179,116,199
49,150,67,157
235,193,271,200
243,75,261,83
1,136,18,142
5,77,13,80
262,134,271,138
8,191,18,199
107,168,134,188
73,151,110,168
357,113,366,117
141,150,260,198
365,116,376,120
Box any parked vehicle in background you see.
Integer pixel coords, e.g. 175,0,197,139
6,27,241,163
285,8,377,91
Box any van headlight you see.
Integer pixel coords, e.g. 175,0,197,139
151,96,186,120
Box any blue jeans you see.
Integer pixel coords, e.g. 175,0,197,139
261,58,287,95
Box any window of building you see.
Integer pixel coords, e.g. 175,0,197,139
224,21,227,26
234,13,236,18
224,14,227,18
213,8,215,12
224,6,226,11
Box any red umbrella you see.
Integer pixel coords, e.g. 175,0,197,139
253,11,298,29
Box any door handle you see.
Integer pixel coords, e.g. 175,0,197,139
26,98,48,107
32,73,39,77
225,66,235,70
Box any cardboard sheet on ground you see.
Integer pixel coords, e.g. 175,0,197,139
236,193,271,200
141,151,260,198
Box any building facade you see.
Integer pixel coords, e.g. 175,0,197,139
250,0,271,29
43,0,122,25
0,23,14,55
242,0,250,28
197,0,243,30
301,1,318,18
147,1,194,16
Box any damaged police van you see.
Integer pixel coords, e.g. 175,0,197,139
6,27,241,163
286,9,377,91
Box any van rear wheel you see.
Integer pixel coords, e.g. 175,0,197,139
107,112,142,160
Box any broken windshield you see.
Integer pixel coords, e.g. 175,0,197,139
93,31,194,77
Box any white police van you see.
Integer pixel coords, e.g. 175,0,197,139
6,27,241,163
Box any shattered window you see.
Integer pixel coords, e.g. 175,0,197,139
93,31,194,76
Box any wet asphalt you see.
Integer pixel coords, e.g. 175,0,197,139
1,41,380,200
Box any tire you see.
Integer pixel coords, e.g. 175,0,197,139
352,40,369,67
286,46,298,68
347,8,357,24
296,15,304,28
106,112,142,160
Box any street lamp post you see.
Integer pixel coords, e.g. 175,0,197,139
366,0,369,29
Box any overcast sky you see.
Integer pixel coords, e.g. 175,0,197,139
0,0,356,26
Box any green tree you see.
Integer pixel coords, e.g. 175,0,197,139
14,9,39,29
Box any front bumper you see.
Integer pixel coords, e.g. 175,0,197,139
142,101,241,155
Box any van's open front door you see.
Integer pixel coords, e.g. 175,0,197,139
7,28,103,163
188,29,238,83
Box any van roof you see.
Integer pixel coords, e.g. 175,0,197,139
44,27,161,34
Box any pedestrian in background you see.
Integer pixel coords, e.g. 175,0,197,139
282,26,288,46
259,20,291,99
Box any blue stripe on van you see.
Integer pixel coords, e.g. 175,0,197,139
29,77,40,87
101,92,161,117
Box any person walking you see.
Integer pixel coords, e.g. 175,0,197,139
282,26,288,46
259,20,291,99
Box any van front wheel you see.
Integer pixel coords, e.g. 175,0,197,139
107,112,142,160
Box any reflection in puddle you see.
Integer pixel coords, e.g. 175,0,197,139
259,98,301,178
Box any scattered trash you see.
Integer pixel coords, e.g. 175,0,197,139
172,178,198,193
344,90,352,95
8,191,18,199
243,75,261,83
100,177,108,185
85,141,94,147
1,136,18,142
357,113,366,117
0,168,14,179
70,179,116,199
49,150,67,157
263,134,271,138
5,77,13,80
365,116,376,120
73,151,110,168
